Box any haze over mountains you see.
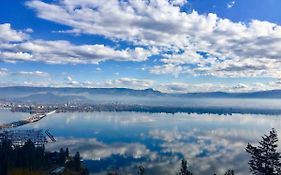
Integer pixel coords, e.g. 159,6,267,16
1,86,281,104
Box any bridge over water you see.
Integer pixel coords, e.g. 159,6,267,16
0,110,57,147
0,110,56,129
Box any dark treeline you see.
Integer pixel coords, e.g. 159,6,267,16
11,104,281,115
0,139,45,174
0,139,89,175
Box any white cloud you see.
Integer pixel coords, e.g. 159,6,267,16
66,76,73,81
0,52,33,63
15,71,49,77
0,23,27,43
0,23,154,64
4,76,281,93
146,113,281,175
227,1,236,8
149,64,184,78
25,0,281,78
3,40,152,64
84,77,155,90
65,75,79,85
170,0,188,6
25,28,34,33
0,68,8,76
107,77,155,88
96,67,102,71
46,137,151,160
0,68,49,77
157,81,281,93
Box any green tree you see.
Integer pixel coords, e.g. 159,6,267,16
246,128,281,175
81,167,90,175
65,147,69,158
224,170,234,175
137,165,145,175
0,139,13,175
74,152,81,171
59,148,66,164
177,159,192,175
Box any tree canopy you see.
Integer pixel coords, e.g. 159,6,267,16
246,128,281,175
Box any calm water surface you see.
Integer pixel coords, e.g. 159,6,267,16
0,110,281,175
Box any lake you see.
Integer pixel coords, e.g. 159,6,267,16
0,110,281,175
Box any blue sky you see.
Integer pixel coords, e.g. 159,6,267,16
1,0,281,93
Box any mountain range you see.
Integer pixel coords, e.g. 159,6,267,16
1,86,281,104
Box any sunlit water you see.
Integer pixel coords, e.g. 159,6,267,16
1,110,281,175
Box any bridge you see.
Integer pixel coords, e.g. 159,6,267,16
0,110,56,129
0,110,57,147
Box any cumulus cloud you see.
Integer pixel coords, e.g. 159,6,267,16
0,39,153,64
103,77,155,89
81,77,156,91
1,20,281,92
0,23,27,43
26,0,281,78
149,64,184,78
0,52,33,63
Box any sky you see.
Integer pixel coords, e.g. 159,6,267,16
1,0,281,93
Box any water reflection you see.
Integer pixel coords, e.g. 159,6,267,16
1,110,281,175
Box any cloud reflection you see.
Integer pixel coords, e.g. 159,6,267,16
8,111,281,175
46,137,152,161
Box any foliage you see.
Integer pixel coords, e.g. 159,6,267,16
0,139,45,175
0,139,87,175
177,159,193,175
224,170,234,175
137,165,145,175
246,128,281,175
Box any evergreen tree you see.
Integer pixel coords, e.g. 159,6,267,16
246,128,281,175
82,167,90,175
177,159,193,175
59,148,66,164
74,152,81,171
21,139,36,169
224,170,234,175
0,139,13,175
137,165,145,175
65,147,69,158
